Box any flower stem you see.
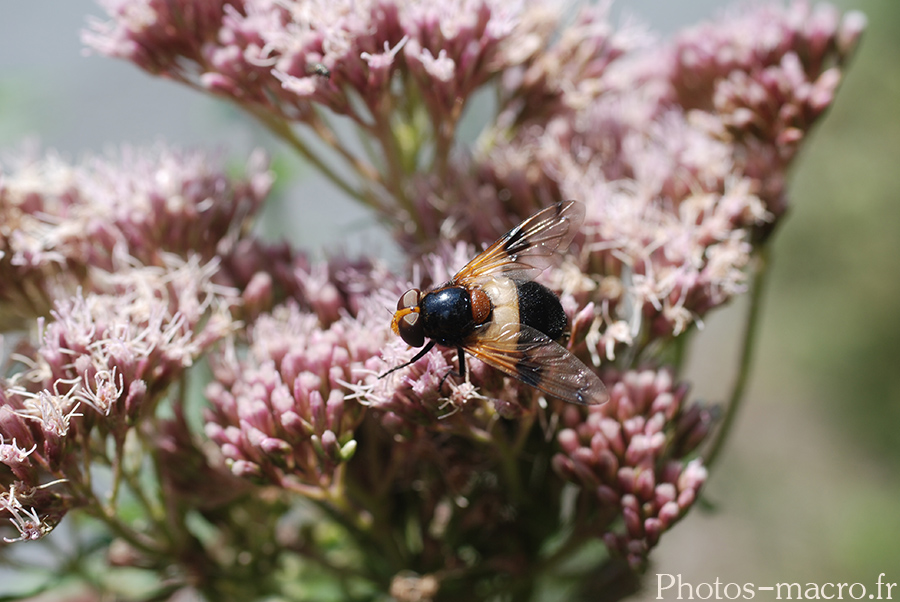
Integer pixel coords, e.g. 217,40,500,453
243,104,373,207
703,246,771,470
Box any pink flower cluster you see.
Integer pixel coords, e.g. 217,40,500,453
404,1,864,344
555,369,714,570
0,145,271,327
0,0,864,597
668,2,866,220
84,0,557,128
204,261,397,490
0,256,236,542
0,146,265,543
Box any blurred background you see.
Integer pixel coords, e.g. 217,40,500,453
0,0,897,595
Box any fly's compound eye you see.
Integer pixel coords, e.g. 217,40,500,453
396,310,425,347
392,288,425,347
397,288,422,311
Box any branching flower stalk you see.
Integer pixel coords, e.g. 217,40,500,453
703,246,772,472
0,1,864,601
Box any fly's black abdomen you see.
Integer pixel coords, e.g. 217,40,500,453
515,280,567,341
420,287,475,345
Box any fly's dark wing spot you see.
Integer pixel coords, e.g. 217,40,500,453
462,322,608,405
502,225,528,255
502,204,570,258
513,326,608,405
452,201,585,285
516,356,543,387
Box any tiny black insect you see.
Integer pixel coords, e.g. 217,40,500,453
306,63,331,78
383,201,608,406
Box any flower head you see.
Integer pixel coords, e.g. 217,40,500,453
204,259,396,489
666,1,866,219
0,481,71,544
85,0,560,126
0,252,239,542
0,144,271,326
554,368,712,570
2,254,238,466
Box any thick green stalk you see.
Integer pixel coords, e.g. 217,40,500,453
703,246,772,470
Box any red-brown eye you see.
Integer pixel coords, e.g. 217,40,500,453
397,311,425,347
397,288,422,311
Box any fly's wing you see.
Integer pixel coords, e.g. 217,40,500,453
463,322,608,406
453,201,585,286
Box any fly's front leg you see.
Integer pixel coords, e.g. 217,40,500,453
379,341,436,379
439,347,467,391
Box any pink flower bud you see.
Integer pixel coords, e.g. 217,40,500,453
557,428,580,454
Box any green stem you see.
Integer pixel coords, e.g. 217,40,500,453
511,403,537,456
175,76,395,219
703,246,772,470
669,324,696,377
120,435,167,529
312,495,402,583
287,540,377,584
243,104,373,206
535,524,596,574
319,466,407,579
305,110,387,194
493,431,524,504
534,501,618,577
370,96,413,216
107,434,123,507
77,487,163,556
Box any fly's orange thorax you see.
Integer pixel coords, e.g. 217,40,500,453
470,288,492,325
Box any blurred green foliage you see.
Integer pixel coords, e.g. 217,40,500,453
767,0,900,464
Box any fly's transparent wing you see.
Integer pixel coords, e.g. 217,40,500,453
453,201,584,286
463,321,608,406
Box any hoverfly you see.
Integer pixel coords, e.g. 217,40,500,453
383,201,608,406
